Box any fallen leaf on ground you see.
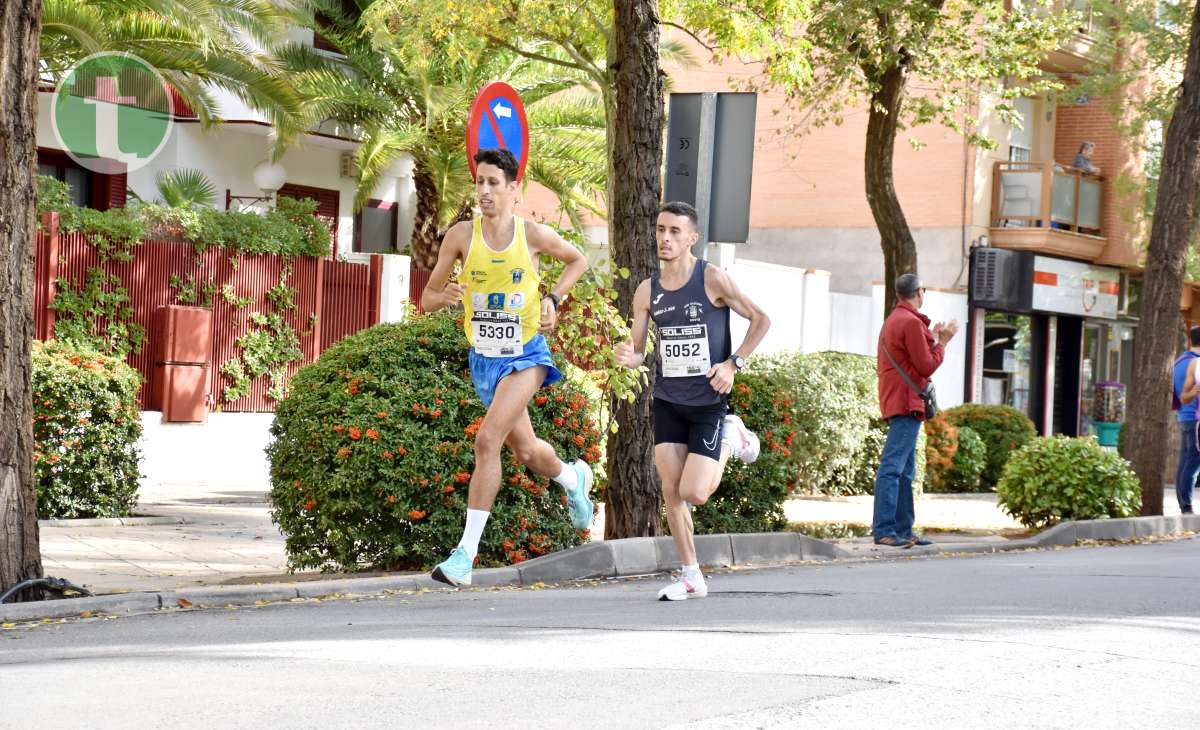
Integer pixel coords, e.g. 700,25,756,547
176,598,193,608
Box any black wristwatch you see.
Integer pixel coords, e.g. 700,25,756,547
544,292,561,310
730,355,746,371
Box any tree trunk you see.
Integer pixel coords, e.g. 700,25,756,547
864,63,919,317
409,166,441,271
0,0,43,601
1127,1,1200,517
604,0,664,538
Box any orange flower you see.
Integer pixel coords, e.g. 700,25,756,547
454,471,471,484
337,447,351,459
430,409,442,420
348,384,359,395
464,417,483,438
397,446,408,456
387,495,397,504
382,450,394,459
442,485,455,494
508,549,528,564
348,426,362,440
365,428,380,441
408,509,426,520
292,480,302,490
534,395,548,406
554,418,565,427
333,424,345,433
435,398,444,405
376,411,388,419
304,499,316,510
573,434,585,447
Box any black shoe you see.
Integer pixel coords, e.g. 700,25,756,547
905,535,935,546
873,536,912,548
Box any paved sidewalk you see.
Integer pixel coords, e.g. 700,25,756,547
36,485,1184,595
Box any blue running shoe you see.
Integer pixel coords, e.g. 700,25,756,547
565,459,595,530
431,546,472,587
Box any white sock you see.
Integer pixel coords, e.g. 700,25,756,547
682,563,703,583
457,508,490,562
552,460,578,491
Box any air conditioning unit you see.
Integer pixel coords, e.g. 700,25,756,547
970,247,1034,313
339,152,359,179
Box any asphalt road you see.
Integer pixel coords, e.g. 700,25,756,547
3,539,1199,729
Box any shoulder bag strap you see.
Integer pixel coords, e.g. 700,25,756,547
880,333,924,398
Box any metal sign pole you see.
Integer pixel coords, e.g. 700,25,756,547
693,92,717,258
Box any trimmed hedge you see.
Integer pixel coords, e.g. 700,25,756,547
997,436,1140,528
32,340,143,519
267,311,603,572
944,404,1037,490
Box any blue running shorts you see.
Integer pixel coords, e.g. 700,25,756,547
468,334,562,407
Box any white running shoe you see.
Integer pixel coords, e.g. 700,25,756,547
722,414,761,464
657,575,708,601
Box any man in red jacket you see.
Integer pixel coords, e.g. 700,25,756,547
873,274,958,547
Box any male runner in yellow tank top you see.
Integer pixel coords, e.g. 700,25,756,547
422,148,593,587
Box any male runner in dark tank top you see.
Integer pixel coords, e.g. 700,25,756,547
614,201,771,600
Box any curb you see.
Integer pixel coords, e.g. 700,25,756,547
5,515,1199,623
38,515,186,528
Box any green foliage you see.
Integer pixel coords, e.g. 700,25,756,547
925,416,987,492
32,340,142,519
765,351,884,496
541,226,648,415
37,175,331,260
51,267,145,357
676,1,1076,151
997,436,1141,528
944,404,1038,490
267,311,604,572
155,168,217,209
692,369,800,534
41,0,309,151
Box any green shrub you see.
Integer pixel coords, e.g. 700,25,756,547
762,351,877,495
693,367,800,534
267,311,603,572
947,426,986,491
924,416,986,492
759,351,925,496
32,340,143,519
996,436,1140,528
944,404,1037,490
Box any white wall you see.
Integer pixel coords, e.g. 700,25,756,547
721,252,968,410
138,412,274,498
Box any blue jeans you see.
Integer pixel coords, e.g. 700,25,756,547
1176,421,1200,513
873,415,921,540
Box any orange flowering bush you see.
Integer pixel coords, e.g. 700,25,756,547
267,310,603,572
32,339,143,518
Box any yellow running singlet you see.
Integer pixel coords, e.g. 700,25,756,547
460,217,542,356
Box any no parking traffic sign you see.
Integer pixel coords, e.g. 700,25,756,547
466,82,529,182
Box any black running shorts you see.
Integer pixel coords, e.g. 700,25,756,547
653,397,728,461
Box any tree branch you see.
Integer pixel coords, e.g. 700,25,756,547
482,33,590,75
662,22,716,53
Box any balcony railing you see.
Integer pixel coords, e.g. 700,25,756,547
991,160,1104,234
989,160,1107,261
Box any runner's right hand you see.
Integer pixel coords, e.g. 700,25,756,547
613,339,641,369
441,282,465,308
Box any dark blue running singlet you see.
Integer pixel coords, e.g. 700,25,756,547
650,259,731,406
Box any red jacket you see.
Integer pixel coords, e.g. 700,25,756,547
877,300,944,421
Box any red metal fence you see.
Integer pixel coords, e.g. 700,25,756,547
34,214,382,412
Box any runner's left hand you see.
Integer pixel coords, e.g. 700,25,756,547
707,360,736,395
538,296,558,333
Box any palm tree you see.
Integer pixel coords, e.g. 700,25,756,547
280,0,608,270
40,0,306,151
